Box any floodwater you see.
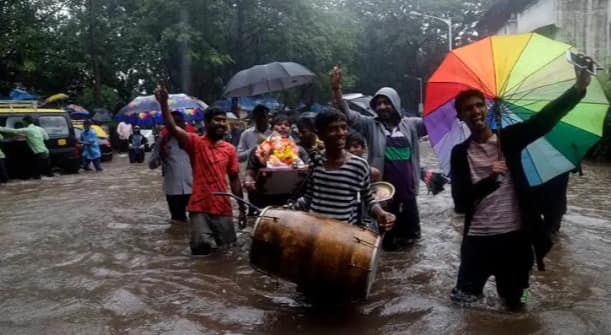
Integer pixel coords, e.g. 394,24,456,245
1,145,610,335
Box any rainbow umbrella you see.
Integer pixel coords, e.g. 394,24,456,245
424,33,609,186
115,93,207,126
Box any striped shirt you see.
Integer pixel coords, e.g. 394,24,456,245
467,135,521,236
296,154,376,225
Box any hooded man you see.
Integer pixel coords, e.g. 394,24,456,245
330,66,427,250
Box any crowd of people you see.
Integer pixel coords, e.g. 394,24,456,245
0,62,591,310
147,63,591,309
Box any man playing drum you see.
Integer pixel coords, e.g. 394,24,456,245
293,109,396,232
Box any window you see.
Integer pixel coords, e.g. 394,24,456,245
4,117,28,129
38,116,69,137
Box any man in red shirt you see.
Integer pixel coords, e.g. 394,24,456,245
155,86,246,255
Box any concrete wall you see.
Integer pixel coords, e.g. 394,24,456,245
556,0,609,64
493,0,610,67
518,0,556,33
495,0,555,35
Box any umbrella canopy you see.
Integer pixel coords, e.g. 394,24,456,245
212,96,282,113
424,33,609,186
224,61,315,97
46,93,69,103
343,93,376,117
7,88,39,100
65,104,90,120
115,93,208,126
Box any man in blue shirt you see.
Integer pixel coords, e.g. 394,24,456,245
79,119,103,171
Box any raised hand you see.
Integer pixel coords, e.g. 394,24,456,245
154,83,169,107
329,64,342,91
574,59,592,91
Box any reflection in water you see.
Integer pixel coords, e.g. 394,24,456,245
0,146,610,334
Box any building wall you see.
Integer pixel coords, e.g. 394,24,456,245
518,0,556,33
495,0,555,34
556,0,609,65
494,0,610,67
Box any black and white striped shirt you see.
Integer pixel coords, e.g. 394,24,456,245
296,154,376,225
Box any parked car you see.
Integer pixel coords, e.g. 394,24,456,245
0,101,80,175
73,122,113,162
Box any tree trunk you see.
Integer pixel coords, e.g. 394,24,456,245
236,0,245,70
87,0,101,106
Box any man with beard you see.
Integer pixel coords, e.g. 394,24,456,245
330,66,427,250
155,86,246,255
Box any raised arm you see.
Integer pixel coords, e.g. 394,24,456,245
329,65,373,132
154,85,189,147
503,64,591,151
0,127,31,136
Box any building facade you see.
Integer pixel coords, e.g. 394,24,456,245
478,0,611,70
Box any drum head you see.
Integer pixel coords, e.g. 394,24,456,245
372,182,395,203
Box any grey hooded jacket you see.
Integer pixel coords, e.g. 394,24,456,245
339,87,427,195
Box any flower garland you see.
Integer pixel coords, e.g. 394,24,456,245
255,132,303,168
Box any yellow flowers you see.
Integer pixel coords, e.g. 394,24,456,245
256,132,301,167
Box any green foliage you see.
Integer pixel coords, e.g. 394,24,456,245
76,84,121,110
1,0,490,112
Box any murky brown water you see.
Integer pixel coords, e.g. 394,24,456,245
1,145,610,334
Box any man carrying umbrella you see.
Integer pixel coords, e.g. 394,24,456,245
449,62,592,309
155,86,246,255
330,66,427,250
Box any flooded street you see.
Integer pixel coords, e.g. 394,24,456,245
1,144,610,335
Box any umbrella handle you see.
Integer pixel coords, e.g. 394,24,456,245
492,100,505,184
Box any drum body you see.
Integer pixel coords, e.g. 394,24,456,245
250,207,381,300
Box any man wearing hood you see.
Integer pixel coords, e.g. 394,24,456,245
330,66,427,249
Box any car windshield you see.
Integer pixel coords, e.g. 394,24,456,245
39,116,69,137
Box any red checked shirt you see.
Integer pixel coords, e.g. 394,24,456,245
181,133,239,216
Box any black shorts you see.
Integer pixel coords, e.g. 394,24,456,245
455,230,534,303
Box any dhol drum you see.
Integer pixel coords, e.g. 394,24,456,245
250,207,381,300
372,181,395,207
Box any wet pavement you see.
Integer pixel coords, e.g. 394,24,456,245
1,146,610,334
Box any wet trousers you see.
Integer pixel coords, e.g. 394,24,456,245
32,153,52,179
455,230,533,305
166,194,191,222
0,158,7,183
383,196,420,248
189,212,236,255
83,157,103,171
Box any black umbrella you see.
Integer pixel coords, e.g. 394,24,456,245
224,62,315,97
